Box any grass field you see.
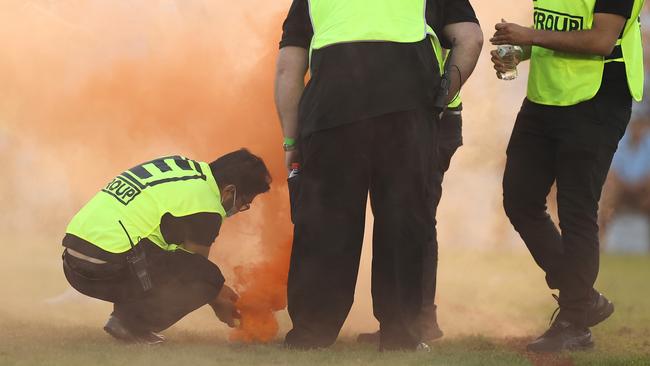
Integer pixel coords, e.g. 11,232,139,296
1,237,649,366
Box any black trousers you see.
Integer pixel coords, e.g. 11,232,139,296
503,95,631,325
421,109,463,320
63,240,224,333
286,109,437,350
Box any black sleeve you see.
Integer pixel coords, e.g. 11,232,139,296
442,0,479,26
427,0,480,49
279,0,313,49
426,0,444,37
594,0,634,18
160,212,222,247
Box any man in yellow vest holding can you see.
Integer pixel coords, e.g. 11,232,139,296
491,0,644,352
62,149,271,344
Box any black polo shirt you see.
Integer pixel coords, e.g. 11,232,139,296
280,1,479,137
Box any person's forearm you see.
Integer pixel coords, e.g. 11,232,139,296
444,22,483,102
491,14,627,58
274,47,308,140
529,28,617,57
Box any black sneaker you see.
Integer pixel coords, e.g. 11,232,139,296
357,306,444,345
420,305,444,342
103,316,165,345
356,331,380,344
527,319,593,353
357,326,443,345
586,291,614,328
104,316,137,342
136,331,166,345
416,342,431,353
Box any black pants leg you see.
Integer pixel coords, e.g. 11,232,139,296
421,111,462,320
503,96,630,325
503,102,563,286
286,109,436,350
285,121,373,349
370,109,437,350
113,244,224,332
63,241,224,333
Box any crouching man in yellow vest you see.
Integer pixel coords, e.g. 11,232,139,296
491,0,644,353
62,149,271,344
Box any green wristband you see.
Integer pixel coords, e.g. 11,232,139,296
283,137,296,147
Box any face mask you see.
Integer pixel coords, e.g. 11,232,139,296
225,187,237,217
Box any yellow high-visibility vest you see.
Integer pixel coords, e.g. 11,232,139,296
66,156,226,253
308,0,433,50
528,0,644,106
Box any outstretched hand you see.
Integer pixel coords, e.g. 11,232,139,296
211,285,241,328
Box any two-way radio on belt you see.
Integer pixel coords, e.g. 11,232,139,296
433,49,454,119
119,220,153,291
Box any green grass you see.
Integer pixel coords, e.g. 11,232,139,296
0,323,530,366
1,243,649,365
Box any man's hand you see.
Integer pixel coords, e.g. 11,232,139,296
490,20,534,46
490,49,523,76
285,150,300,171
210,285,241,328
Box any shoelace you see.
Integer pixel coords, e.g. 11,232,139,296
549,294,561,326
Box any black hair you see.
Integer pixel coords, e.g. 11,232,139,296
209,148,272,197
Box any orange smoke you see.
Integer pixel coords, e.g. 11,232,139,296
1,0,294,341
230,238,292,342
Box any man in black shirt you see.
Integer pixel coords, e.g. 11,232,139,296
62,149,271,344
276,0,481,350
491,0,642,352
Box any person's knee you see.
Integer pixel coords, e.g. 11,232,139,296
503,189,549,230
557,191,599,229
188,281,221,306
503,190,525,226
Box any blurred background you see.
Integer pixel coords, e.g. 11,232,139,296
0,0,648,347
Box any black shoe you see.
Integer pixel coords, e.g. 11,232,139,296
357,305,444,345
527,320,593,353
356,331,380,344
103,316,165,345
136,331,165,345
357,328,442,346
104,316,137,342
419,304,444,342
586,291,614,328
423,325,444,342
416,342,431,353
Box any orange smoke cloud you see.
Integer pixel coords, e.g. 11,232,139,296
230,238,292,343
1,0,294,341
